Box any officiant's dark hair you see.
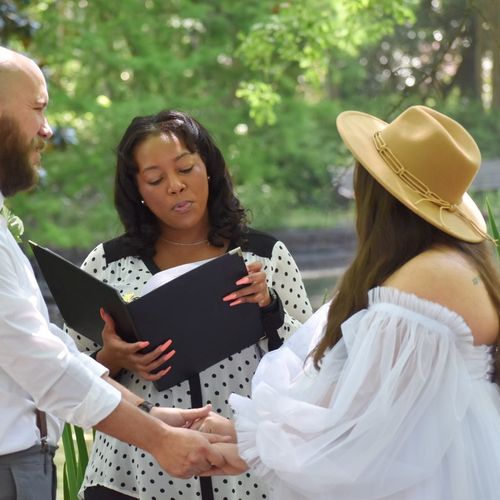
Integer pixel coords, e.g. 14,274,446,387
114,110,247,257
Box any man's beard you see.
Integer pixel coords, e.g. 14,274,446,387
0,115,45,197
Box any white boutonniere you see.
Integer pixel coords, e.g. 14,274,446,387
1,205,24,242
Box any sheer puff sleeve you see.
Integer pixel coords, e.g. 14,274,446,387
230,287,476,499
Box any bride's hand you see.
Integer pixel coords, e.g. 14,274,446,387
200,443,248,476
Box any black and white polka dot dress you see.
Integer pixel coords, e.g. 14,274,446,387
67,229,313,500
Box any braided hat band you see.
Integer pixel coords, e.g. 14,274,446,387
373,131,492,242
336,106,489,243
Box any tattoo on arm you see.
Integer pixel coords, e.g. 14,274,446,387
472,275,481,286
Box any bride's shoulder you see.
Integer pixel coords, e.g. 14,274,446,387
383,247,498,343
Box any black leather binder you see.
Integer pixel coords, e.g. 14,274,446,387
30,241,265,390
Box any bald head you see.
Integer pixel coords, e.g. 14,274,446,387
0,47,52,196
0,47,46,108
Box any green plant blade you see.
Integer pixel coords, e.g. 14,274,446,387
63,462,70,500
74,425,89,483
486,199,499,257
61,424,78,499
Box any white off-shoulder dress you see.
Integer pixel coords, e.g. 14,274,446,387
230,287,500,500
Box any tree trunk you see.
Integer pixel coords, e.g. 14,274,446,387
460,16,481,98
473,1,487,104
474,0,500,109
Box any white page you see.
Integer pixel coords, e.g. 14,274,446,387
141,258,214,296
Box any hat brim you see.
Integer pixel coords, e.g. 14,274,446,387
336,110,487,243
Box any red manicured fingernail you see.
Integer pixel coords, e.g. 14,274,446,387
223,293,237,301
236,277,250,285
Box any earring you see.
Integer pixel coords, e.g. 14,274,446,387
207,176,211,180
140,200,145,205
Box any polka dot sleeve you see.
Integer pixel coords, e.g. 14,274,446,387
266,240,313,345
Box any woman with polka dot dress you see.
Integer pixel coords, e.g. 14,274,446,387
66,110,313,500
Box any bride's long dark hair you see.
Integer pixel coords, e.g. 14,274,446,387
312,163,500,383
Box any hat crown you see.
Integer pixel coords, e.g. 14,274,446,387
335,105,488,242
379,106,481,204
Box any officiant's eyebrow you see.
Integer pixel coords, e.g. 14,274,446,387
141,151,194,172
174,151,194,162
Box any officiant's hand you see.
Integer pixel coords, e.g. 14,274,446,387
223,261,271,308
97,308,176,380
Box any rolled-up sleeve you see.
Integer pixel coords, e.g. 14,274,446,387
0,244,120,429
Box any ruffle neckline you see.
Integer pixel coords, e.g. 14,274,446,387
369,286,473,338
368,287,495,376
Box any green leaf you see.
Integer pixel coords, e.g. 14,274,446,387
63,462,70,500
62,424,92,499
74,425,89,483
1,205,24,242
61,424,79,500
486,199,499,258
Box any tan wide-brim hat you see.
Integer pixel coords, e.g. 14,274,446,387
336,105,488,243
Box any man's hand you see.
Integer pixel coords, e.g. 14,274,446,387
190,411,237,442
98,308,175,380
200,443,248,476
151,404,213,427
152,426,230,478
96,399,231,479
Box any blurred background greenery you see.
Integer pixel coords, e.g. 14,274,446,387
2,3,498,498
1,0,499,248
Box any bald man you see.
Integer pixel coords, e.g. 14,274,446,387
0,47,226,500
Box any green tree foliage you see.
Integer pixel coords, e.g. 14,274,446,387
236,0,419,121
2,0,498,247
0,0,39,44
9,0,275,245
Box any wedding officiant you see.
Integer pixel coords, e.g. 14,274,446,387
66,109,313,500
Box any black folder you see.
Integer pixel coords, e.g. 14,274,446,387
30,241,265,391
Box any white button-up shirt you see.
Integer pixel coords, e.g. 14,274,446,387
0,192,121,455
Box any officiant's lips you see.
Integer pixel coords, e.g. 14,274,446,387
172,200,194,213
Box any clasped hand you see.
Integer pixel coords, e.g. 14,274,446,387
189,411,248,475
142,404,248,477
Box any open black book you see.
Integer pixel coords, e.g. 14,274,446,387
30,241,265,391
